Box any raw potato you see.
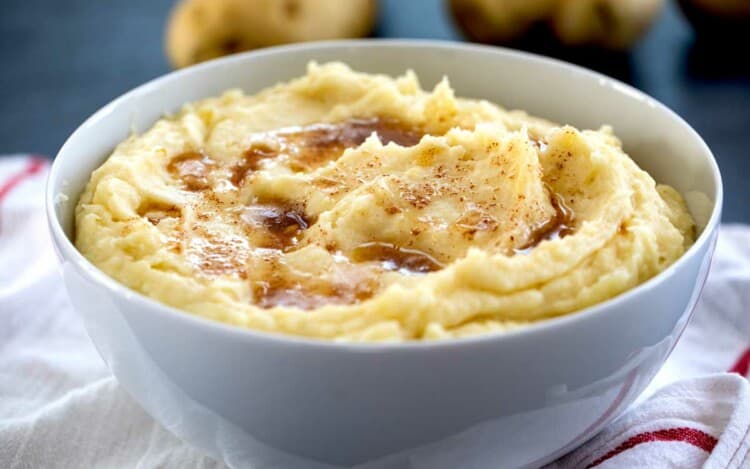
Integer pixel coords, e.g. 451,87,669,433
166,0,377,68
553,0,665,49
448,0,665,50
448,0,556,44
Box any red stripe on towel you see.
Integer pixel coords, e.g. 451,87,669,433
586,427,718,468
0,157,46,232
729,347,750,377
0,157,46,201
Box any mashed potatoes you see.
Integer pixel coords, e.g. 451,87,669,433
75,63,695,342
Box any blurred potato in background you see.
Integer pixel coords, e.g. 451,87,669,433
166,0,377,68
448,0,665,50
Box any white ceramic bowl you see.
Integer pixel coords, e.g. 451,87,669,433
47,40,721,468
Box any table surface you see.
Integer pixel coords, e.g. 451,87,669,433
1,0,748,222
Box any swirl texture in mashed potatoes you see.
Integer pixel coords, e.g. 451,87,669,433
75,63,695,342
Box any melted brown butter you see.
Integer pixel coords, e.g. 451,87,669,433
231,117,425,185
241,202,311,251
138,202,181,225
254,279,376,310
163,119,579,311
167,151,215,191
252,260,377,310
349,242,444,274
514,192,575,255
231,142,278,186
299,117,424,149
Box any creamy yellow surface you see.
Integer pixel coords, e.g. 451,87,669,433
75,63,695,342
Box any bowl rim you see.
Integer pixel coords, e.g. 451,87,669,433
46,38,724,351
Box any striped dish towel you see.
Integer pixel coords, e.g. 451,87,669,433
1,154,749,468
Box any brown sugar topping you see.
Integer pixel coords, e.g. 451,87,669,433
167,151,215,191
348,242,444,274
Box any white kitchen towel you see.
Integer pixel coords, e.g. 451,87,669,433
1,155,749,469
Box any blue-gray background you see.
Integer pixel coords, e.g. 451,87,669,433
1,0,748,221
